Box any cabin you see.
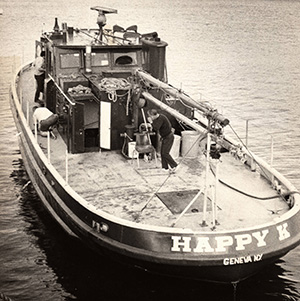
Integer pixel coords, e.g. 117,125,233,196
36,8,192,155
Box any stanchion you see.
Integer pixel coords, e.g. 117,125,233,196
26,97,29,124
270,135,274,184
245,119,249,148
65,149,68,184
212,159,219,229
201,133,210,227
47,131,51,162
34,121,37,141
20,87,23,107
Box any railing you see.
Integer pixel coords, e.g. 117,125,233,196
12,60,71,184
48,74,76,105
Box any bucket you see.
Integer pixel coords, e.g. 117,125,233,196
128,141,138,158
181,131,201,158
170,135,181,159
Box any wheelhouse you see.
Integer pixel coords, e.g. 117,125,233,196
38,13,170,154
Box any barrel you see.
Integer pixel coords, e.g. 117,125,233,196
181,130,201,158
170,134,181,159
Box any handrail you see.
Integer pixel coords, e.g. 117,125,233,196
48,74,76,105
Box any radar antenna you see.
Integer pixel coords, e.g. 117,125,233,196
91,6,117,42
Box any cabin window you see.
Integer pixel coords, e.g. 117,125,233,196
91,52,109,66
60,53,80,69
113,52,137,66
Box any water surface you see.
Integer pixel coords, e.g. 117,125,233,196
1,1,300,300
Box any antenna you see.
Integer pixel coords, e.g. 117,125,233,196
90,6,117,42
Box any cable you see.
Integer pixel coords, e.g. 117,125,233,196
209,162,299,201
220,178,298,200
228,123,276,184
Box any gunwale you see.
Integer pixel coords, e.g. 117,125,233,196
11,62,300,235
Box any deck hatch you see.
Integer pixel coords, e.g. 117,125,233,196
156,189,213,214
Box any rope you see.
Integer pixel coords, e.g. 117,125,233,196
97,78,131,102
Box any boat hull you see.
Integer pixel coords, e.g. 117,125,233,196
10,67,300,284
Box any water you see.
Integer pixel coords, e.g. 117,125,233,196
1,0,300,300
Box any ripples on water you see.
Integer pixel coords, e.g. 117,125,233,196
1,0,300,300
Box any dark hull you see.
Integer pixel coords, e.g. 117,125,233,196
10,68,300,284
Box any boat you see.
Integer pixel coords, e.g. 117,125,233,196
9,6,300,284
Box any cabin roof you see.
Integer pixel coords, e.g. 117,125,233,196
43,28,143,48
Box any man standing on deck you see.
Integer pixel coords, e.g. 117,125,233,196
33,50,46,105
147,109,178,173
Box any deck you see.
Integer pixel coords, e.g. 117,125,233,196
17,67,290,232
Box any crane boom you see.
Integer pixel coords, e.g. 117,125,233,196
136,69,229,127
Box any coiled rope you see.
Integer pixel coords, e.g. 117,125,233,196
97,78,131,102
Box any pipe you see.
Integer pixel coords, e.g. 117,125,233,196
47,131,51,163
85,45,92,73
26,95,29,125
246,119,249,148
142,91,205,133
202,133,211,227
212,159,219,228
48,74,75,105
136,70,229,127
62,22,67,43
